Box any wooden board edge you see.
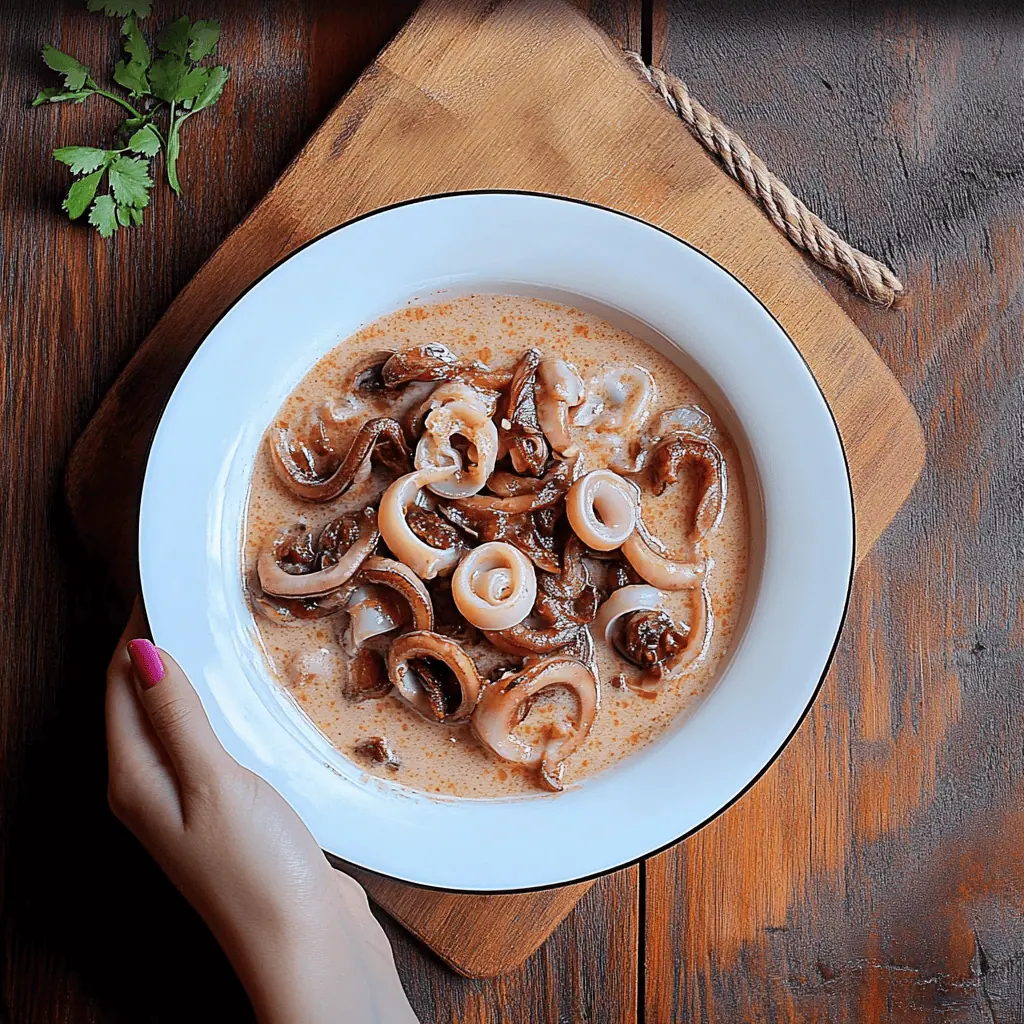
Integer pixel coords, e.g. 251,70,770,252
349,868,598,978
58,0,928,979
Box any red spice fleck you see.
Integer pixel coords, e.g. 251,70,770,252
573,324,589,337
631,687,659,701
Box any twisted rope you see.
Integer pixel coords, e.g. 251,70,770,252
624,51,903,307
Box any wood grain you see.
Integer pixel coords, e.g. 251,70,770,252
0,3,650,1021
347,870,596,979
65,0,922,590
61,0,920,990
3,0,984,1018
646,2,1024,1021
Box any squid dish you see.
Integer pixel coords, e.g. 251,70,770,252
247,301,740,795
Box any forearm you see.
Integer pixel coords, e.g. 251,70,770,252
223,894,419,1024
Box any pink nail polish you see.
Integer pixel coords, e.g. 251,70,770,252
127,639,166,690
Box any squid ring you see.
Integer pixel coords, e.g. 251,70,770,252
452,541,537,630
387,630,483,723
378,467,461,579
472,656,599,791
593,584,666,645
257,508,379,599
620,529,708,590
414,384,499,497
566,469,637,551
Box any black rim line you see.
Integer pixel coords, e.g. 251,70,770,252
141,189,858,896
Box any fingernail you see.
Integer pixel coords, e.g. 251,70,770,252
127,639,166,690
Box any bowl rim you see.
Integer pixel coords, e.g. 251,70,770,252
139,189,855,893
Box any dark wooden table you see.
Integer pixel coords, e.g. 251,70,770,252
2,2,1020,1021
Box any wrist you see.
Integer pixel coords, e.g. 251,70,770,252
221,880,416,1023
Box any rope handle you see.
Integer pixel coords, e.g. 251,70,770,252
625,51,904,307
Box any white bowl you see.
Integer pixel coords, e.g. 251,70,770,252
140,192,853,892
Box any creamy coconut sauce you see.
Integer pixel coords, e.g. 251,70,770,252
243,295,749,797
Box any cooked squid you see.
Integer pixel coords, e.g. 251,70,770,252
354,556,434,631
620,525,708,590
498,348,549,475
271,416,410,502
379,467,462,579
414,383,500,497
452,541,537,630
382,343,513,391
624,584,713,691
248,312,743,796
574,366,655,435
593,584,666,646
257,508,379,598
536,357,585,457
566,469,638,551
342,585,407,652
611,403,717,475
387,630,483,722
472,656,599,791
649,432,727,542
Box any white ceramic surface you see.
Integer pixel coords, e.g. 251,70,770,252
140,192,853,892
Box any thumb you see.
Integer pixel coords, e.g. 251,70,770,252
126,639,229,788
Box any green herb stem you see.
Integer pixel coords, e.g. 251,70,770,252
85,78,144,118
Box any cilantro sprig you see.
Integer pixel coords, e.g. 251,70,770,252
33,2,229,238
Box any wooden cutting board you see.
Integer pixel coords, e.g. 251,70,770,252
65,0,924,979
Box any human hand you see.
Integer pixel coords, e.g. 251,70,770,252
106,601,419,1023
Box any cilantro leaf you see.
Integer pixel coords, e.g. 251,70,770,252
176,66,209,106
187,20,221,63
122,15,150,68
148,54,185,102
62,169,105,219
33,87,92,106
190,65,229,113
42,45,90,91
127,124,160,157
53,146,112,174
88,194,118,237
156,17,191,59
38,3,229,239
33,87,59,106
35,88,68,107
86,1,152,16
113,59,150,97
107,155,153,207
